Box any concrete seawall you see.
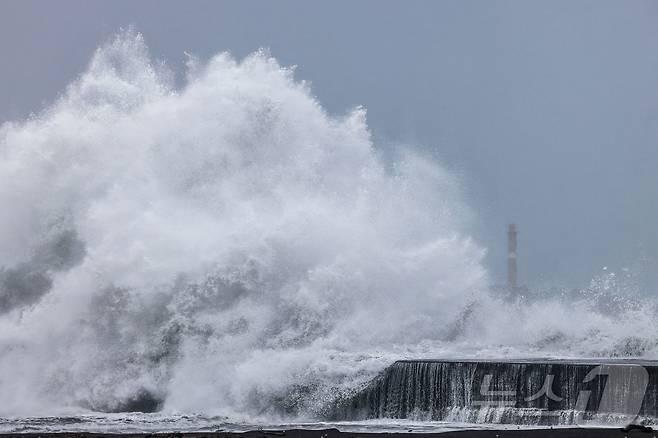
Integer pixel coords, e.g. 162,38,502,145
332,359,658,425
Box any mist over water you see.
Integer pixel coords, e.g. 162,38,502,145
0,31,656,419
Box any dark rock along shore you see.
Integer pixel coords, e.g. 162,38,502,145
0,427,656,438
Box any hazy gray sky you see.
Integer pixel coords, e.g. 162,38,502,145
2,0,658,289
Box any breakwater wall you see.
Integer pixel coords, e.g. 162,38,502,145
332,359,658,425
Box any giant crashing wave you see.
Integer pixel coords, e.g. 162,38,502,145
0,30,656,419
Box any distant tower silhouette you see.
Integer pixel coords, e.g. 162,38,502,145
507,224,518,290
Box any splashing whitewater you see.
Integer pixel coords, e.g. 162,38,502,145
0,30,656,419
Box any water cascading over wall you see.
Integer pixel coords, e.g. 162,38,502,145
333,359,658,425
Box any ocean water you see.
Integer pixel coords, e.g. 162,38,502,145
0,414,525,434
0,29,656,429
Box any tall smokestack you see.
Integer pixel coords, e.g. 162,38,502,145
507,223,517,290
